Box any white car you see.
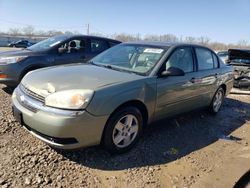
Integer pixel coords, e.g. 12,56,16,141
217,51,228,63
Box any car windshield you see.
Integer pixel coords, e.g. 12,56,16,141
27,35,68,52
91,44,166,75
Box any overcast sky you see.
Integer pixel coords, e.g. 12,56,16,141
0,0,249,44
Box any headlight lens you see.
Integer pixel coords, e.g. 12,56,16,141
45,89,94,110
0,56,27,64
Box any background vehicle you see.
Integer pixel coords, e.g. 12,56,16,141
217,50,228,63
7,40,34,48
12,42,233,153
0,35,121,87
228,49,250,89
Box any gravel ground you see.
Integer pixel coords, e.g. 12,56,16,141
0,84,250,188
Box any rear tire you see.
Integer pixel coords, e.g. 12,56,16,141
209,87,225,114
102,106,143,154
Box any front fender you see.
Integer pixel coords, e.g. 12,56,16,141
87,78,157,121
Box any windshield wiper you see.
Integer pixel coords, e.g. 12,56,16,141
103,64,114,69
89,62,114,69
89,62,144,75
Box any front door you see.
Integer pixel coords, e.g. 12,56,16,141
155,46,200,120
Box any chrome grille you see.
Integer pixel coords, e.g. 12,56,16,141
20,84,45,103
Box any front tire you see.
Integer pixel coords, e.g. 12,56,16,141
209,87,225,114
102,106,143,154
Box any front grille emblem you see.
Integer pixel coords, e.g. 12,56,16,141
20,95,25,102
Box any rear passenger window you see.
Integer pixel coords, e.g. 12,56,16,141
166,47,194,73
109,41,119,47
195,48,214,70
91,40,109,53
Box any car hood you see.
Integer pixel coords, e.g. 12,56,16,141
21,64,143,97
228,49,250,66
0,49,37,57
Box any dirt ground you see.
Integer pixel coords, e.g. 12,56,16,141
0,83,249,188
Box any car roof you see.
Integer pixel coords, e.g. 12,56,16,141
123,41,211,50
57,34,121,43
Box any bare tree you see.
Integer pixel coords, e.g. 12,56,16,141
197,36,210,45
185,36,196,43
144,34,160,41
160,34,178,42
237,39,248,48
73,30,81,34
8,28,21,36
22,25,35,38
113,33,137,42
64,31,74,35
89,32,105,37
36,30,47,36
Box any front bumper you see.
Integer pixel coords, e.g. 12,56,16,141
12,87,109,149
0,63,21,86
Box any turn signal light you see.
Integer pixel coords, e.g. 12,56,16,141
0,74,8,78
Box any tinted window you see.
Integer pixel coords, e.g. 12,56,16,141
109,41,119,47
58,39,86,54
166,47,194,73
195,48,214,70
91,40,109,53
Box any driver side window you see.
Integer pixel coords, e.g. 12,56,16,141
166,47,194,73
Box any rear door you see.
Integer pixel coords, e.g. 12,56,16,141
155,46,201,120
193,47,220,105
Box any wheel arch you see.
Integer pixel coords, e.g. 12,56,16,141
220,84,227,93
101,100,149,143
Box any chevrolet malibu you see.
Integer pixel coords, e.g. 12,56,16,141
12,42,233,153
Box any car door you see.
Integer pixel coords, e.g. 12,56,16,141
193,47,220,106
16,41,25,48
53,38,90,66
154,46,201,120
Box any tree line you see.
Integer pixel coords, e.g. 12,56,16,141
0,26,249,51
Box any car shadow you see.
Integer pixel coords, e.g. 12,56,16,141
1,86,15,95
234,170,250,188
55,97,250,170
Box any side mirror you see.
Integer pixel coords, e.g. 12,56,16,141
58,48,67,54
160,67,185,77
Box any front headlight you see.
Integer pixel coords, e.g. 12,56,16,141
0,56,27,64
45,90,94,110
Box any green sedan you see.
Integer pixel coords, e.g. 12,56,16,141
12,42,233,153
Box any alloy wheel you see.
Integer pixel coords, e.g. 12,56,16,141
213,89,224,112
112,114,139,148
